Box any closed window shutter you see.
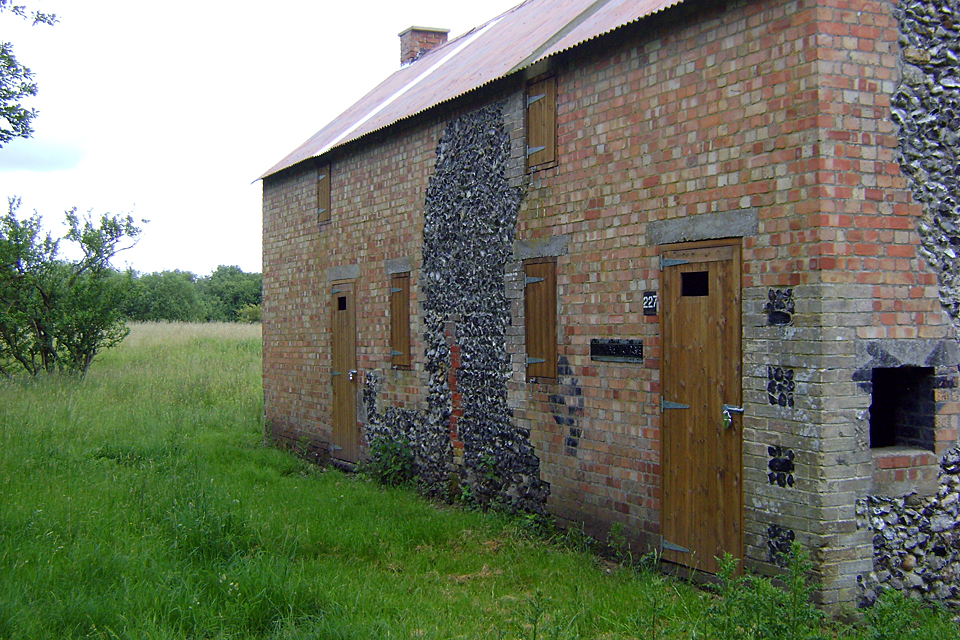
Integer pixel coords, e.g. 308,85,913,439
317,164,331,224
391,273,411,369
524,259,557,379
526,76,557,171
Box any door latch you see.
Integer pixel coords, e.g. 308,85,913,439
721,404,744,429
348,369,358,381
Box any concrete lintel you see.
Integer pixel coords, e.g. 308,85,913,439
854,338,960,370
514,234,569,260
647,208,759,245
327,263,360,282
385,257,412,275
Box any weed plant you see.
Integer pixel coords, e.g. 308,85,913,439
0,322,957,638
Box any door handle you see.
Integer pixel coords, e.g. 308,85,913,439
348,369,358,381
721,404,744,429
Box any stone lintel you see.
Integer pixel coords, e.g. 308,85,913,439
647,208,759,245
327,263,361,282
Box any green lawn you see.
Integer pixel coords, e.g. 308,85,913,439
0,322,955,639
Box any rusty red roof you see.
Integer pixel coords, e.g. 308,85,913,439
260,0,685,179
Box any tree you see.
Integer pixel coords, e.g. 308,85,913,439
0,197,141,377
0,1,57,146
197,265,262,322
126,270,207,322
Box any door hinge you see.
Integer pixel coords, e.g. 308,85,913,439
660,256,689,270
391,350,403,357
527,93,546,107
317,173,328,182
661,539,690,554
331,288,341,294
527,145,546,157
661,398,690,412
527,357,546,365
524,276,545,286
332,370,342,377
390,287,402,293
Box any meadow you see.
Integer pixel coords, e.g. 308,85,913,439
0,322,956,639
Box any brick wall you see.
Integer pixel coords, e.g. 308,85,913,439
262,0,960,610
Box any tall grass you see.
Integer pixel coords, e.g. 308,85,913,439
0,322,956,639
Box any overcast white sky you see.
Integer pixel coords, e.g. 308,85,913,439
0,0,521,275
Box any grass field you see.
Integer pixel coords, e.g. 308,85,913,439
0,322,956,639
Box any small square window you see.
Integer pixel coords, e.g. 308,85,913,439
681,271,709,297
870,367,935,451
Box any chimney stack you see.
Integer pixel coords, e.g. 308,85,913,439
399,26,449,66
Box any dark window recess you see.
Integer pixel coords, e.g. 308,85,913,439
338,296,347,311
870,367,935,451
681,271,709,297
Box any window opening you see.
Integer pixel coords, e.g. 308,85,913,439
524,258,558,380
681,271,709,297
317,164,331,225
526,75,557,171
338,296,347,311
390,273,411,370
870,366,935,451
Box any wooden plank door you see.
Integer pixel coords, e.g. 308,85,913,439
331,282,358,463
660,239,742,575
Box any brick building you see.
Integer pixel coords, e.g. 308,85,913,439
260,0,960,609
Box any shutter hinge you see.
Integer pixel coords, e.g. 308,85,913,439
661,539,690,554
526,145,546,157
661,398,690,412
660,256,689,270
527,357,547,365
524,276,545,286
527,93,546,107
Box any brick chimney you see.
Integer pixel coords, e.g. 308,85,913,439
399,26,449,66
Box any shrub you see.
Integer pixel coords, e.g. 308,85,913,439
236,303,262,323
363,435,417,487
707,542,824,640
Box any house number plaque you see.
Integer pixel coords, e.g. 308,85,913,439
643,291,658,316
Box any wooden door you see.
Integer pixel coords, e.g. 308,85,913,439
660,239,742,575
331,282,358,463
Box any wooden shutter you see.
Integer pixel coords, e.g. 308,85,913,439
391,273,411,369
524,259,557,379
317,164,331,224
526,76,557,171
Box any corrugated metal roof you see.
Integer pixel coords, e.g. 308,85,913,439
260,0,685,179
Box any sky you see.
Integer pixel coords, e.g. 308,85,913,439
0,0,522,276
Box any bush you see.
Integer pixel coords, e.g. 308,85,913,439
236,303,262,323
363,435,417,487
707,542,824,640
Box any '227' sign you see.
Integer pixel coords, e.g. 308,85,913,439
643,291,658,316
